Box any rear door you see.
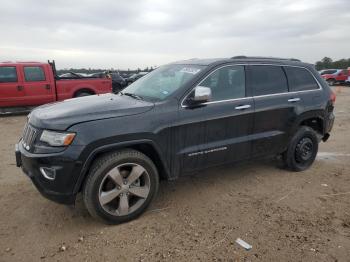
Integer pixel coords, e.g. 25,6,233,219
0,65,26,107
283,66,322,111
177,65,255,172
20,65,55,106
248,65,302,157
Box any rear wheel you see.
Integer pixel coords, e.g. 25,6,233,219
83,149,159,224
75,91,93,97
327,79,336,86
282,126,319,171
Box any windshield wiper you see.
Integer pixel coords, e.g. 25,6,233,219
120,92,143,100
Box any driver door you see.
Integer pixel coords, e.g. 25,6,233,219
176,65,254,172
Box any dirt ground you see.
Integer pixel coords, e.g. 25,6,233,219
0,87,349,262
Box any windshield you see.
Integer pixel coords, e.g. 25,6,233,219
122,64,206,100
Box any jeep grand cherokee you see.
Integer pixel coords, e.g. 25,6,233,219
15,56,335,224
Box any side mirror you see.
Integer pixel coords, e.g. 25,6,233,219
192,86,212,103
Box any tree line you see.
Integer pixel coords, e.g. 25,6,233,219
315,57,350,70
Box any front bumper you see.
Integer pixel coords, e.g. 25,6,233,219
15,141,84,205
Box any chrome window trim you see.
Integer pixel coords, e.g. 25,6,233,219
181,63,323,108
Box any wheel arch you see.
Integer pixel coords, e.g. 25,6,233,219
73,88,96,97
293,111,325,136
73,140,170,194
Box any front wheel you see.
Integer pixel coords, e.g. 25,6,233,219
83,149,159,224
282,126,319,171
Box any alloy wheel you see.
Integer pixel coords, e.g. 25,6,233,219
98,163,151,216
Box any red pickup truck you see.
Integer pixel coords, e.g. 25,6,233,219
320,69,349,86
0,61,112,113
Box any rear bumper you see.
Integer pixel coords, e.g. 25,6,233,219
325,112,335,133
322,112,335,142
15,142,84,205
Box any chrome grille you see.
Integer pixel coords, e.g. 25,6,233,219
22,123,37,151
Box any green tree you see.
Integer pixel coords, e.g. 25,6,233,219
315,57,350,70
321,57,333,69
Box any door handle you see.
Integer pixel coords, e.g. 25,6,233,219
44,84,51,89
17,85,24,91
235,105,251,110
288,98,301,102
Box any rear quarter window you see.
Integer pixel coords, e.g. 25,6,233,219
24,66,46,82
0,67,18,83
249,65,288,96
284,67,319,92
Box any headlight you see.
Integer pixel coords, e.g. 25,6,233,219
40,130,76,147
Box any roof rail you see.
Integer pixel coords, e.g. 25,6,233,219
231,56,301,62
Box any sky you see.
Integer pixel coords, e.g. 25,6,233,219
0,0,349,69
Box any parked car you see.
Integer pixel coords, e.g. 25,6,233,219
120,72,132,79
320,69,349,86
15,56,335,224
0,61,112,113
88,71,127,93
126,71,148,85
88,72,108,79
318,69,338,75
109,73,126,93
346,76,350,85
59,72,85,79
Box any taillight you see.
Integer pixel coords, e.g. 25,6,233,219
330,91,336,104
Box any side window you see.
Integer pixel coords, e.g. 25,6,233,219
284,67,319,92
0,67,18,83
200,66,245,101
249,65,288,96
24,66,46,82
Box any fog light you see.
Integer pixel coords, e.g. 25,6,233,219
40,167,56,180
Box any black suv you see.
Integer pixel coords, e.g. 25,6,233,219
15,56,335,224
126,72,148,85
110,73,127,93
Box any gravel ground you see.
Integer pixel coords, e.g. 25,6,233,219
0,86,349,262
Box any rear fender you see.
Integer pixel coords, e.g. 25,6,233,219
291,111,325,136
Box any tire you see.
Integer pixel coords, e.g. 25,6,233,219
282,126,319,172
327,79,336,86
112,83,121,93
83,149,159,224
75,91,92,97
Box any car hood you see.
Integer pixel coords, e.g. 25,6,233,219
29,93,154,130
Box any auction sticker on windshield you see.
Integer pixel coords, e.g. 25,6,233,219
180,67,201,74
